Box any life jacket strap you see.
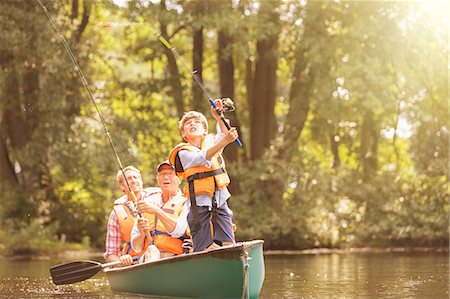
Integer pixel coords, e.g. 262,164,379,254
152,230,171,236
186,168,225,231
125,242,132,254
188,179,201,232
186,168,226,182
211,178,219,233
210,188,218,239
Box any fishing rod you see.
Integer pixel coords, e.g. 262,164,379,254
35,0,150,237
97,21,242,147
156,33,243,147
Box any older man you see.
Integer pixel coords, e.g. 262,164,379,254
131,161,189,261
104,166,160,266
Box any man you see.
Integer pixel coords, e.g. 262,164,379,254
168,100,238,252
104,166,160,266
131,161,190,261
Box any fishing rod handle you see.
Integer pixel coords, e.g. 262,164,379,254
221,116,243,147
211,100,243,148
129,192,153,241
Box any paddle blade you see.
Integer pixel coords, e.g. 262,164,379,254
50,260,102,285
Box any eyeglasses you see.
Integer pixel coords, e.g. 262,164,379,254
157,171,175,178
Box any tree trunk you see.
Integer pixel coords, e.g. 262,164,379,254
329,124,341,169
160,0,185,118
22,68,40,133
217,29,242,197
20,65,45,192
0,116,18,185
249,1,280,160
360,109,378,181
218,29,241,163
265,42,315,209
65,0,90,119
4,67,28,150
277,45,314,161
71,0,90,44
392,97,402,171
192,26,207,114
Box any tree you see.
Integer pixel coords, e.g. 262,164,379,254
248,0,280,160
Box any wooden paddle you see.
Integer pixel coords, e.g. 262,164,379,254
50,256,139,285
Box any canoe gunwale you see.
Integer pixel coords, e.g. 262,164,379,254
104,240,264,274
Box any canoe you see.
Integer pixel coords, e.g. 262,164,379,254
104,240,265,298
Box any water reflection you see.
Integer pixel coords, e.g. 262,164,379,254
0,252,447,298
260,252,448,298
0,275,171,298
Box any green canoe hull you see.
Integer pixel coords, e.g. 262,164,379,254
105,240,265,298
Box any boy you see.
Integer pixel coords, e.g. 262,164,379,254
169,101,238,252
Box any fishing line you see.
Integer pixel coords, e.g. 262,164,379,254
35,0,144,214
98,21,243,147
156,33,243,147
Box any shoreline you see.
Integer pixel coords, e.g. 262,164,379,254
3,245,448,260
265,246,449,255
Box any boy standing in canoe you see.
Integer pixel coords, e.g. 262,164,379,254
169,100,239,252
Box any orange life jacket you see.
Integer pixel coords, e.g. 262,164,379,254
114,188,187,255
145,192,187,255
168,134,230,197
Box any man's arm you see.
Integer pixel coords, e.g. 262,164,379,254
137,201,177,233
155,208,177,232
169,202,189,239
131,218,147,252
104,210,134,266
104,211,121,262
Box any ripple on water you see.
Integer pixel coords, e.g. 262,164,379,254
0,276,113,298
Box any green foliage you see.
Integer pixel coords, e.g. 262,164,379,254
0,219,92,256
233,148,448,249
50,178,109,248
353,172,449,246
0,0,447,254
0,219,58,256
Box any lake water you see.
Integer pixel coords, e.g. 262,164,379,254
0,251,448,298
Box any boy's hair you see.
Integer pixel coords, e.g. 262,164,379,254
116,166,141,186
179,111,208,132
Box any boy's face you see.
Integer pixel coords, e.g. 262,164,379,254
182,117,206,141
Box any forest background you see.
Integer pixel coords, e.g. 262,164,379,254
0,0,448,256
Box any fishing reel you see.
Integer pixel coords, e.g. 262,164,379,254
219,98,236,112
125,201,140,218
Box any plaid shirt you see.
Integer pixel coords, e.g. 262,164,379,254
103,209,122,260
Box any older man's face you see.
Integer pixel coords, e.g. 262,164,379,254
157,165,179,194
120,170,143,194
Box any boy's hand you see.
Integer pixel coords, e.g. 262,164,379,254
211,99,224,121
224,127,238,144
137,217,150,232
214,99,224,111
211,106,221,121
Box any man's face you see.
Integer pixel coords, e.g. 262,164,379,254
157,165,179,195
120,170,143,194
182,117,206,141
